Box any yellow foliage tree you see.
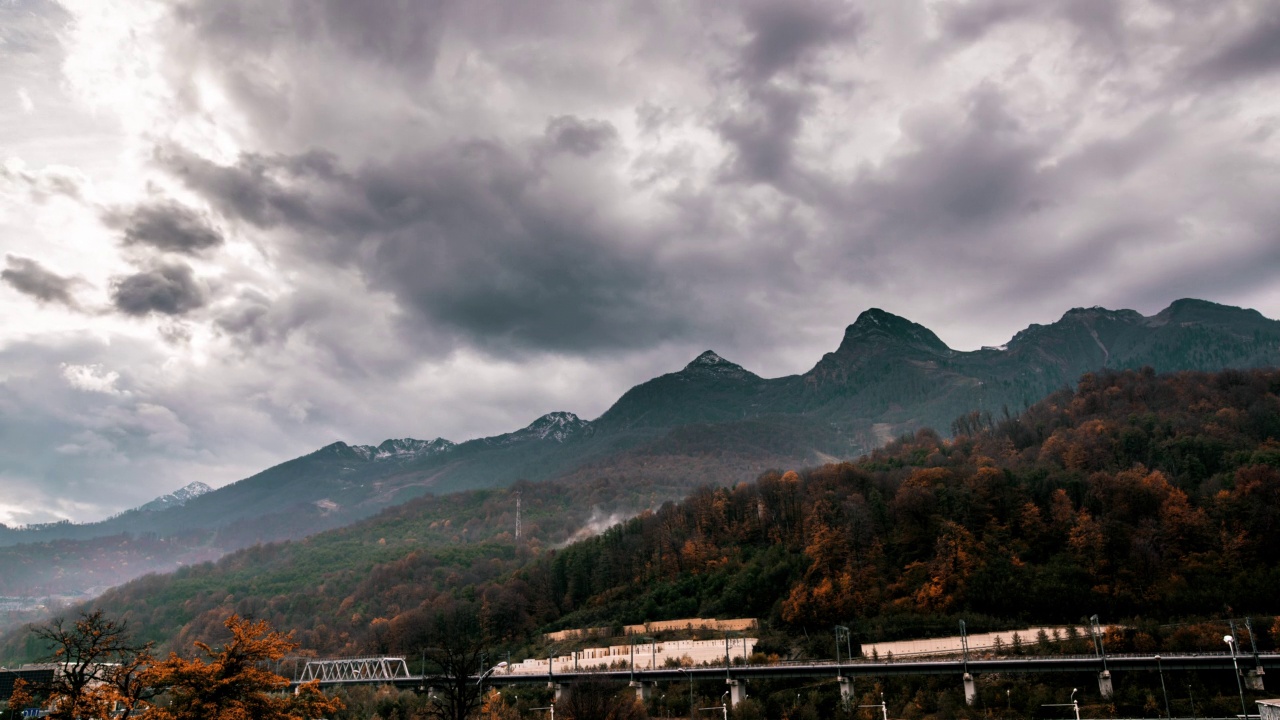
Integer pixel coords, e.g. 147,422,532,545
141,615,342,720
477,689,520,720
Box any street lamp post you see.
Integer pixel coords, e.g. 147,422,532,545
678,667,694,720
1043,688,1079,720
477,661,508,696
1156,655,1171,720
1089,615,1108,673
1225,634,1249,719
723,631,736,681
631,635,657,674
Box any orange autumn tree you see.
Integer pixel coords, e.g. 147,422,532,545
6,678,34,719
477,689,520,720
142,615,341,720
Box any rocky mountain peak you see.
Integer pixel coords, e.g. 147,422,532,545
349,437,455,461
1060,306,1143,323
137,481,213,513
837,308,951,355
680,350,755,379
1149,298,1266,327
511,411,590,443
687,349,729,367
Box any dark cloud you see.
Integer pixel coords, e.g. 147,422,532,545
937,0,1031,44
1189,9,1280,84
714,1,858,191
154,147,347,231
105,201,223,254
161,143,694,354
737,0,861,82
545,116,617,157
856,89,1045,236
214,291,273,346
1,255,82,308
717,86,809,185
935,0,1125,55
110,262,206,316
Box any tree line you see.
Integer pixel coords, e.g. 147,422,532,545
2,610,341,720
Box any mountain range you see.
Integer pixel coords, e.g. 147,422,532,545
0,298,1277,600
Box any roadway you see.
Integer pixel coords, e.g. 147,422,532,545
290,652,1280,690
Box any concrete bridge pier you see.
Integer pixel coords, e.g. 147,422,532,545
838,676,854,708
551,683,570,703
1098,671,1113,698
1247,668,1266,691
630,681,654,702
963,673,977,706
726,678,746,707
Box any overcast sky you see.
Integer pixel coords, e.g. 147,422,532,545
2,0,1279,525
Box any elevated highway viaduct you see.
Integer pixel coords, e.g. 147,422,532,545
292,652,1280,708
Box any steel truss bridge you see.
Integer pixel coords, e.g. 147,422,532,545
291,651,1280,688
297,656,412,684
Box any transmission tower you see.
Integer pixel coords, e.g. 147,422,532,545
515,491,521,540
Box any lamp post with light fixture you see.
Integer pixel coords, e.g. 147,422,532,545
1225,634,1248,719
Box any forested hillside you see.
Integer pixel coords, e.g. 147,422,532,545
532,367,1280,636
6,366,1277,668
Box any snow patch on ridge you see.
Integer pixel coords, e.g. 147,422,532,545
501,412,590,444
350,437,455,461
137,481,212,512
681,350,755,379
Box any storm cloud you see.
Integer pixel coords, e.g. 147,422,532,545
1189,7,1280,85
110,262,205,317
159,140,694,355
2,256,82,308
545,116,618,157
105,201,224,255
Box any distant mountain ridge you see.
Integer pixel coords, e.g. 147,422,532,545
1,298,1277,599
